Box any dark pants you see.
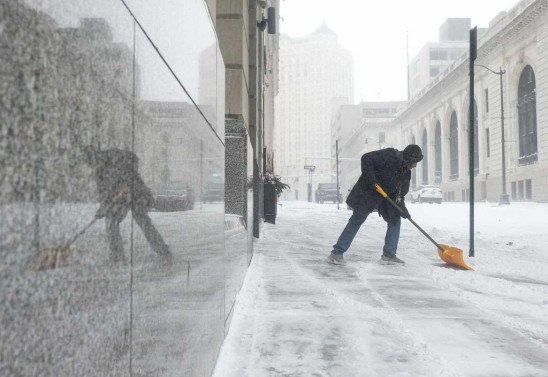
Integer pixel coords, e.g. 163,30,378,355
106,209,170,258
332,210,401,257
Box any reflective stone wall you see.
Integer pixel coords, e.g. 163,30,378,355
223,118,254,330
1,1,229,376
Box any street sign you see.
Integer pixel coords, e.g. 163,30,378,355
304,165,316,171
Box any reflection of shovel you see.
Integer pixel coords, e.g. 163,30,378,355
32,187,129,271
375,184,473,270
32,216,100,270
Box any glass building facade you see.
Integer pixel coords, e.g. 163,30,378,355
0,1,249,376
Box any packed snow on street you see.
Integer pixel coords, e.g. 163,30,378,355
214,200,548,377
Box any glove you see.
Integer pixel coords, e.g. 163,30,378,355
400,203,411,219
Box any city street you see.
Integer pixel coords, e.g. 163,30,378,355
214,201,548,377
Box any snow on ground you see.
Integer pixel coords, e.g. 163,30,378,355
213,201,548,377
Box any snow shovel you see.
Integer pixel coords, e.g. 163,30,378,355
375,184,473,270
31,187,130,271
31,216,100,270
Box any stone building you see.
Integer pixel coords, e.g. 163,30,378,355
217,0,280,235
409,18,472,99
274,22,354,200
398,0,548,202
332,102,405,198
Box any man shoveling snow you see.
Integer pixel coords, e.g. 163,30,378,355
328,144,423,266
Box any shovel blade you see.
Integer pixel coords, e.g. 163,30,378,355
437,244,473,270
32,246,70,270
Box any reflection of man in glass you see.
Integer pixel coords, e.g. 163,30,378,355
84,146,171,261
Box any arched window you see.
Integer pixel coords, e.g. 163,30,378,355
422,129,428,184
517,65,537,165
449,111,459,180
434,121,442,184
411,136,416,188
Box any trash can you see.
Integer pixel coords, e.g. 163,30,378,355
264,182,277,224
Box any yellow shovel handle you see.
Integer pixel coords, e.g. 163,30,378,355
375,183,388,198
376,183,441,250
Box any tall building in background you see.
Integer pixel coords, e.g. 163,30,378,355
332,102,405,198
408,18,483,98
274,22,353,200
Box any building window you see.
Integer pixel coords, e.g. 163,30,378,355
485,128,490,158
422,129,428,184
517,65,538,165
512,179,533,201
434,121,442,184
481,181,487,200
484,88,489,113
430,66,440,78
430,49,448,60
525,179,532,200
462,189,467,202
445,191,455,201
378,132,385,144
449,111,459,180
450,50,462,60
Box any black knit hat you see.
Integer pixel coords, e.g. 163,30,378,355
402,144,423,163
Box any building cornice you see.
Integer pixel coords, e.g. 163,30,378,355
478,0,547,60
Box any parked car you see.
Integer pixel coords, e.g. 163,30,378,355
153,181,194,211
409,185,442,204
203,182,224,203
315,183,342,203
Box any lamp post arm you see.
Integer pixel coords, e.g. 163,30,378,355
475,64,505,75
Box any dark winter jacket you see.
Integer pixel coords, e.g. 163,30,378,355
346,148,411,221
87,148,154,219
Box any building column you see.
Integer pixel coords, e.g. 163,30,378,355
249,1,264,237
428,122,436,186
225,116,248,218
457,108,466,187
441,115,450,184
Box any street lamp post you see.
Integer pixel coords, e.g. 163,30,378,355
476,64,510,205
303,165,316,202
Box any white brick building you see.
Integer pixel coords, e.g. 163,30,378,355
408,18,472,99
333,102,405,199
274,22,353,200
397,0,548,202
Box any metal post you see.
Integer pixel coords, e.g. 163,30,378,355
308,169,312,202
476,64,510,205
304,165,315,202
336,140,340,210
499,68,510,205
469,27,477,258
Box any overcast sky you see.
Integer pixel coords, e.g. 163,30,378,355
279,0,521,103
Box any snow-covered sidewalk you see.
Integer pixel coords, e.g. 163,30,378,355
214,201,548,377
